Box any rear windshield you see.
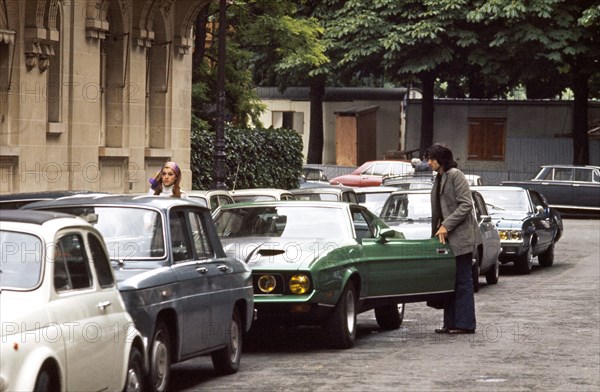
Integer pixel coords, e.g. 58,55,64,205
1,230,43,290
48,207,165,260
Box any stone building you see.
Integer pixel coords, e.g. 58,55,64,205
1,0,207,195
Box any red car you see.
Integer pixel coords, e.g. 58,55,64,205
330,160,414,187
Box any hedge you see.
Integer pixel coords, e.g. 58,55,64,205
191,121,304,191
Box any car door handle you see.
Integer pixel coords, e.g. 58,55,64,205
96,301,112,310
196,267,208,274
436,248,449,255
217,265,229,272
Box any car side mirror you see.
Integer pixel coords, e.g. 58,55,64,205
378,228,396,243
480,215,492,223
535,205,545,215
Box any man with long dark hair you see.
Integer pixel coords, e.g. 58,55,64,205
424,144,482,334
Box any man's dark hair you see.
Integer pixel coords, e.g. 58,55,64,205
423,143,457,171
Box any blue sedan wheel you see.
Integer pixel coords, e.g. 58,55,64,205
325,282,357,349
211,308,242,374
149,322,171,392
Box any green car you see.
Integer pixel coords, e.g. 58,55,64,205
213,201,455,348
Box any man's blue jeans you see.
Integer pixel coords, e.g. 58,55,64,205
444,252,476,330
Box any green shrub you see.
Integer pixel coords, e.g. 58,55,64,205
191,121,303,190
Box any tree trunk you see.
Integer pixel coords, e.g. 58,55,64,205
419,72,435,158
307,77,325,164
192,4,210,82
572,71,589,165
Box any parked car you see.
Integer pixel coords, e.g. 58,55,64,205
187,189,235,212
290,184,358,203
212,201,455,349
379,189,501,291
502,164,600,215
329,160,414,187
1,210,145,392
302,166,329,183
0,190,105,209
23,195,254,392
354,186,398,215
381,172,434,188
473,186,563,274
230,188,295,202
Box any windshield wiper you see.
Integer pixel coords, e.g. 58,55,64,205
486,203,506,211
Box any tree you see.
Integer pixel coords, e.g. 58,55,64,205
468,0,600,164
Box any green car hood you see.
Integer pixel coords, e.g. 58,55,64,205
221,236,351,271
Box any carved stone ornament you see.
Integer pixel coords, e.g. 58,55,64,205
25,53,38,71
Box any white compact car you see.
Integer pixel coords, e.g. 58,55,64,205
0,210,146,392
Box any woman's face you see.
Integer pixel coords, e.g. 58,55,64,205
161,167,177,187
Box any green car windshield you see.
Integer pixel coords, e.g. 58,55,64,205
215,206,347,238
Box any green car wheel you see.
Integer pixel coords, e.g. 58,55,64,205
326,282,357,349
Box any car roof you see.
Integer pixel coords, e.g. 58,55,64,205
21,194,211,211
353,186,398,193
473,185,525,192
290,185,355,193
541,164,600,170
1,209,82,225
219,200,353,209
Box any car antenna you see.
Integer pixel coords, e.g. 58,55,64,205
232,162,240,191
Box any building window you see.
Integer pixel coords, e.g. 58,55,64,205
467,118,505,161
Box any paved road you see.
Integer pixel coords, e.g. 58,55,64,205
171,218,600,391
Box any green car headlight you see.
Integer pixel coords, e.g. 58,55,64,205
257,274,277,293
289,274,310,295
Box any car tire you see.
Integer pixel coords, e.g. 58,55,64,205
325,281,357,349
124,346,144,392
485,260,500,285
211,308,242,375
34,368,58,392
148,321,171,392
472,252,481,293
375,303,405,330
538,242,555,267
516,247,533,275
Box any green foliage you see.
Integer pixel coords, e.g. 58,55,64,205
190,118,303,191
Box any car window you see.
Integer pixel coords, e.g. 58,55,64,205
471,192,488,219
343,192,358,203
188,211,214,259
574,169,592,182
281,194,295,200
553,168,572,181
593,170,600,183
351,208,375,242
528,190,546,209
218,195,234,207
0,230,43,290
88,233,114,288
210,196,219,211
370,162,389,176
359,162,375,175
54,233,92,292
391,163,411,176
169,210,192,263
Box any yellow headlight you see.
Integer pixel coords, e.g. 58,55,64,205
289,274,310,295
499,230,509,241
257,275,276,293
510,230,523,240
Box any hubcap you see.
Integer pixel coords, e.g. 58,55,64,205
230,319,240,362
153,338,168,391
346,290,356,334
125,367,141,392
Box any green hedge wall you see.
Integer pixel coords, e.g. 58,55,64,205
191,121,304,190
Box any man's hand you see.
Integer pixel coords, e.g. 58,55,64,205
435,225,448,244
